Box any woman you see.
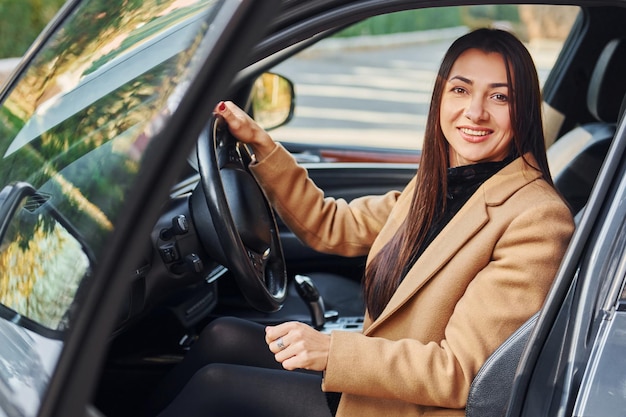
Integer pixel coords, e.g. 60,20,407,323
152,28,574,417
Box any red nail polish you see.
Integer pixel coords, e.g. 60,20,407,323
218,102,226,111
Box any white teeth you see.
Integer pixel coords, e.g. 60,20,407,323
460,128,490,136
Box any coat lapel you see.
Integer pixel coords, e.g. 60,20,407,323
363,154,542,335
364,190,489,334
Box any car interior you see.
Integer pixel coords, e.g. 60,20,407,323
89,4,626,417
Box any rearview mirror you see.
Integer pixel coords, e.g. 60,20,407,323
250,73,295,131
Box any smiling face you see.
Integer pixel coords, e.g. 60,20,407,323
440,48,514,167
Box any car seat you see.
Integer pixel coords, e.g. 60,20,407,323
548,37,626,214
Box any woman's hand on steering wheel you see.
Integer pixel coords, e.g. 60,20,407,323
214,101,276,161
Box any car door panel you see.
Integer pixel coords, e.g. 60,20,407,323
283,141,421,164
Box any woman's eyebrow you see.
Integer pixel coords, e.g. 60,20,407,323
449,75,509,89
449,75,472,84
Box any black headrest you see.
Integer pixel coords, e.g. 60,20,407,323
587,38,626,123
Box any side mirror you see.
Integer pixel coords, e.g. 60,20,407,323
0,182,93,334
249,73,295,131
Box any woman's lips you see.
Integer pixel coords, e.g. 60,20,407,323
458,127,493,143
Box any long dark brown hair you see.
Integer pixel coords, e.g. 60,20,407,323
363,28,552,320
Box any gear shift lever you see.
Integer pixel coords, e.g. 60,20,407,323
294,274,326,330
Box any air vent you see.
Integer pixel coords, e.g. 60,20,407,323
23,192,51,212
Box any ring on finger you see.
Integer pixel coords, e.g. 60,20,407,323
276,337,286,350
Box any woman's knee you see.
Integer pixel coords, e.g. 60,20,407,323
201,316,254,341
192,362,234,386
194,317,268,365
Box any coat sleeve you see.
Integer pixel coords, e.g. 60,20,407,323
249,143,409,257
321,196,574,408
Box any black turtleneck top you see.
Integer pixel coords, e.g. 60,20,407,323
401,156,515,279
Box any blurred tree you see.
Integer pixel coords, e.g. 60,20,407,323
519,5,579,41
0,0,67,58
336,8,464,37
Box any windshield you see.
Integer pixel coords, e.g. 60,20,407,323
0,0,224,415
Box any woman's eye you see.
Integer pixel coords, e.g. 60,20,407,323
452,86,466,94
492,93,508,102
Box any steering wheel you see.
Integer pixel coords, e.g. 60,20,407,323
192,114,287,312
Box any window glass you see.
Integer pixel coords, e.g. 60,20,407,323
269,5,579,150
0,0,218,325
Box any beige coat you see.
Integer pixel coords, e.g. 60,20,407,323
250,144,574,417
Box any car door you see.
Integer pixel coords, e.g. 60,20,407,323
0,1,279,416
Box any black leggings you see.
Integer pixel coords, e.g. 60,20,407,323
147,317,334,417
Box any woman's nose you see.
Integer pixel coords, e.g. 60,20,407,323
464,98,488,122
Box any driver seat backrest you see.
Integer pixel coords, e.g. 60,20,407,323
548,37,626,214
465,312,538,417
